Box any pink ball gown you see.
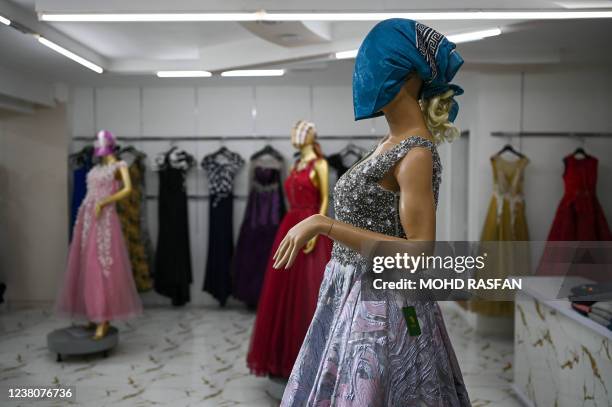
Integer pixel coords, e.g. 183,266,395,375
56,160,143,322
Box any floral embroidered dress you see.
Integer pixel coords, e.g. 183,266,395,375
57,160,143,322
281,136,470,407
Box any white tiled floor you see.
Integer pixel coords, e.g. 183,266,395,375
0,304,523,406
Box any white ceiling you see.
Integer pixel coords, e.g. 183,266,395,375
1,0,612,85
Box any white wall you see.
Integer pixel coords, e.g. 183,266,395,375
66,67,612,306
462,68,612,244
69,81,388,306
0,105,69,304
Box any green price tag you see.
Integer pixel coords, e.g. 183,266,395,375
402,306,421,336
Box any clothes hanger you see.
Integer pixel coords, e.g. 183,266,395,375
494,143,525,159
571,146,588,158
251,144,283,161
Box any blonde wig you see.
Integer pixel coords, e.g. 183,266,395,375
420,89,460,144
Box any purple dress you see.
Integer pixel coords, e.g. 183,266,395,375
232,157,285,307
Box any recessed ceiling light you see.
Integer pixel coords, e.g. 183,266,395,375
37,36,103,73
447,27,502,43
0,14,11,25
335,49,359,59
156,70,212,78
39,10,612,22
221,69,285,77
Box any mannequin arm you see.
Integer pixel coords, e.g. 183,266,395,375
303,158,330,253
95,164,133,218
273,148,435,269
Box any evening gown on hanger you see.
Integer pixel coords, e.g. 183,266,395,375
57,161,143,322
232,155,285,307
70,154,92,238
201,148,244,306
546,154,611,241
116,155,153,292
247,158,332,378
154,153,193,306
539,154,611,279
282,137,470,406
471,155,530,317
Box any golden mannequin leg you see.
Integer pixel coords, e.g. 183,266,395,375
92,321,110,340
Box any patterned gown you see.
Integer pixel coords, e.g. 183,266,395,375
116,156,153,292
57,161,143,322
201,148,245,306
281,136,470,407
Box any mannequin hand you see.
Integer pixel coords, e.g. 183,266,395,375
273,214,327,270
303,236,318,254
94,202,105,218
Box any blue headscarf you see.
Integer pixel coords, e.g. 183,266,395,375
353,19,464,121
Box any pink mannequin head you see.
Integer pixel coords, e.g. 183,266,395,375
94,129,116,157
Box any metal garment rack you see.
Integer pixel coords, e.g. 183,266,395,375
71,134,386,201
72,134,386,142
491,131,612,138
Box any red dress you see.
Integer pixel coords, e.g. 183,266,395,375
247,159,332,378
539,155,611,280
547,155,611,241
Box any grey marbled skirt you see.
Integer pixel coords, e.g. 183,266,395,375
281,258,471,407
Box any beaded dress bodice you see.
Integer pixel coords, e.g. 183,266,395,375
331,136,442,265
78,160,127,276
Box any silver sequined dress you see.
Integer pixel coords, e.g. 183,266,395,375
281,136,471,406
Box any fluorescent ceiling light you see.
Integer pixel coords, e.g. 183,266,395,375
37,36,103,73
556,1,612,9
447,27,502,43
0,14,10,25
335,49,359,59
221,69,285,77
334,27,502,60
157,70,212,78
40,10,612,22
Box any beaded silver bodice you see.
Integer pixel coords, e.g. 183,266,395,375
331,136,442,265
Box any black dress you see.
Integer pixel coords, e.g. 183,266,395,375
154,149,194,306
202,147,245,306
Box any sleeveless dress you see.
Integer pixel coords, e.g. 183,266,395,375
546,155,611,241
232,157,286,307
471,155,530,317
539,155,611,281
247,159,333,378
201,149,245,306
116,156,153,292
57,161,143,322
282,137,471,407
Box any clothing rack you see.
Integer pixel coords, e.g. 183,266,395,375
491,131,612,138
145,194,248,201
72,134,386,142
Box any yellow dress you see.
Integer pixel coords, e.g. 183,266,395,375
116,156,153,292
470,155,530,316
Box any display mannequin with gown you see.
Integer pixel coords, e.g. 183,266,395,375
57,130,143,340
247,120,333,378
274,20,471,406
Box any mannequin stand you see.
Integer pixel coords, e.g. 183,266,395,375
47,326,119,362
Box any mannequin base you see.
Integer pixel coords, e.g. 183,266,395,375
47,325,118,362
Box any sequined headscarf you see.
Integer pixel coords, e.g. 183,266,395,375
353,19,464,121
94,129,116,157
294,120,317,146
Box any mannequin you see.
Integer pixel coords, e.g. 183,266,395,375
278,19,470,406
56,130,143,340
247,120,333,378
290,120,329,254
92,132,132,339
